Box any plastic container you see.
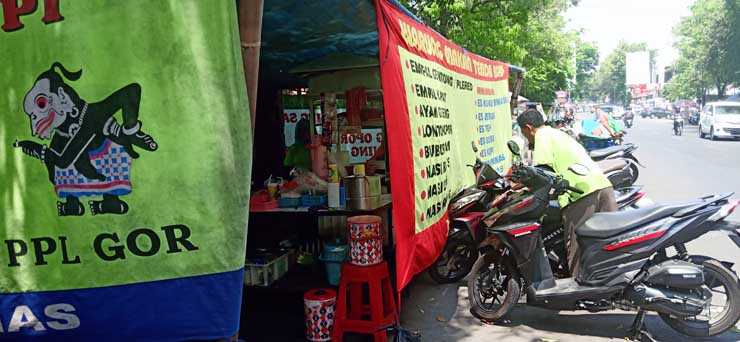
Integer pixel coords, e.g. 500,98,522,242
347,215,383,266
328,164,339,183
301,194,327,207
304,289,337,342
244,252,289,286
581,137,615,151
279,197,302,208
319,241,349,286
249,200,278,211
328,183,341,208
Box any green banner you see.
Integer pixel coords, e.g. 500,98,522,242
1,0,251,296
399,46,511,232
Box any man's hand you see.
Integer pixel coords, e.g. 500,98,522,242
103,119,158,158
510,164,534,184
13,140,44,160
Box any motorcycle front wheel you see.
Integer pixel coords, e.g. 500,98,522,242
467,253,520,321
428,232,477,284
659,259,740,337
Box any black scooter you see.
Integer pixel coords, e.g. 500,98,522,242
468,141,740,340
589,143,643,185
429,144,646,284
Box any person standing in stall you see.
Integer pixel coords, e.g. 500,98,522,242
284,118,313,170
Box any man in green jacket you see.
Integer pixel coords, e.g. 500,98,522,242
517,109,617,277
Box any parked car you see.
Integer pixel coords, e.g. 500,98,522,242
699,101,740,140
640,108,672,119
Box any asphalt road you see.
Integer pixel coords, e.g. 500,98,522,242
627,116,740,221
627,117,740,273
400,116,740,342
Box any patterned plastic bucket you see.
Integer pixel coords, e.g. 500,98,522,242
347,215,383,266
304,288,337,342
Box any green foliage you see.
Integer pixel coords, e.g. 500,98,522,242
398,0,578,103
663,58,705,100
668,0,740,99
572,40,599,101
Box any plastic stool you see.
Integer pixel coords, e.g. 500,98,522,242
332,261,398,342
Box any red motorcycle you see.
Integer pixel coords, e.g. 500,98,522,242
428,143,648,284
427,142,506,283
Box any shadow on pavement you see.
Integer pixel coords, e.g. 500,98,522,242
401,271,740,342
400,271,473,340
500,305,740,342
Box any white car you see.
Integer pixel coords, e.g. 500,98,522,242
699,101,740,140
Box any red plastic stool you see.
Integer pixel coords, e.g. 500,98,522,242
332,261,398,342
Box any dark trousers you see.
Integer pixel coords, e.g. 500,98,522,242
562,187,618,278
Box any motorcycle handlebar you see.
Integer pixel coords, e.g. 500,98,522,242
567,185,584,194
512,164,583,195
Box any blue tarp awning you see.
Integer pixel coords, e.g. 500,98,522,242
260,0,381,87
258,0,522,87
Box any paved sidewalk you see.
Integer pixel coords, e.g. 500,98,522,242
400,224,740,342
401,273,740,342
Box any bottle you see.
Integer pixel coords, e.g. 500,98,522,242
339,181,346,208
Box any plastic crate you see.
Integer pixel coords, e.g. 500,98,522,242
279,197,302,208
581,137,614,151
244,252,289,286
301,194,327,207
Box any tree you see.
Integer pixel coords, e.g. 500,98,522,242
398,0,578,103
671,0,739,98
572,40,599,101
663,57,706,101
726,0,740,86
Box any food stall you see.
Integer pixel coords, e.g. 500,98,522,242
238,0,522,339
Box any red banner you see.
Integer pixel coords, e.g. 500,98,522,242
375,0,511,293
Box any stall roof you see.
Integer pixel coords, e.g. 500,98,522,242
260,0,381,87
290,53,379,75
259,0,522,88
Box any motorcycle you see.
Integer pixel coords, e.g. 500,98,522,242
673,115,684,136
427,142,506,284
589,143,643,186
623,112,634,128
596,158,636,190
428,151,646,284
467,140,740,340
538,127,641,189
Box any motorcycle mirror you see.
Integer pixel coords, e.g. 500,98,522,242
507,140,520,156
568,163,590,176
471,141,478,153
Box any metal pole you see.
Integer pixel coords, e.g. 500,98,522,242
508,64,525,117
238,0,264,131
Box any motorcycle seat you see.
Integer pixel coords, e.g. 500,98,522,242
596,159,627,174
589,145,630,159
576,201,699,239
